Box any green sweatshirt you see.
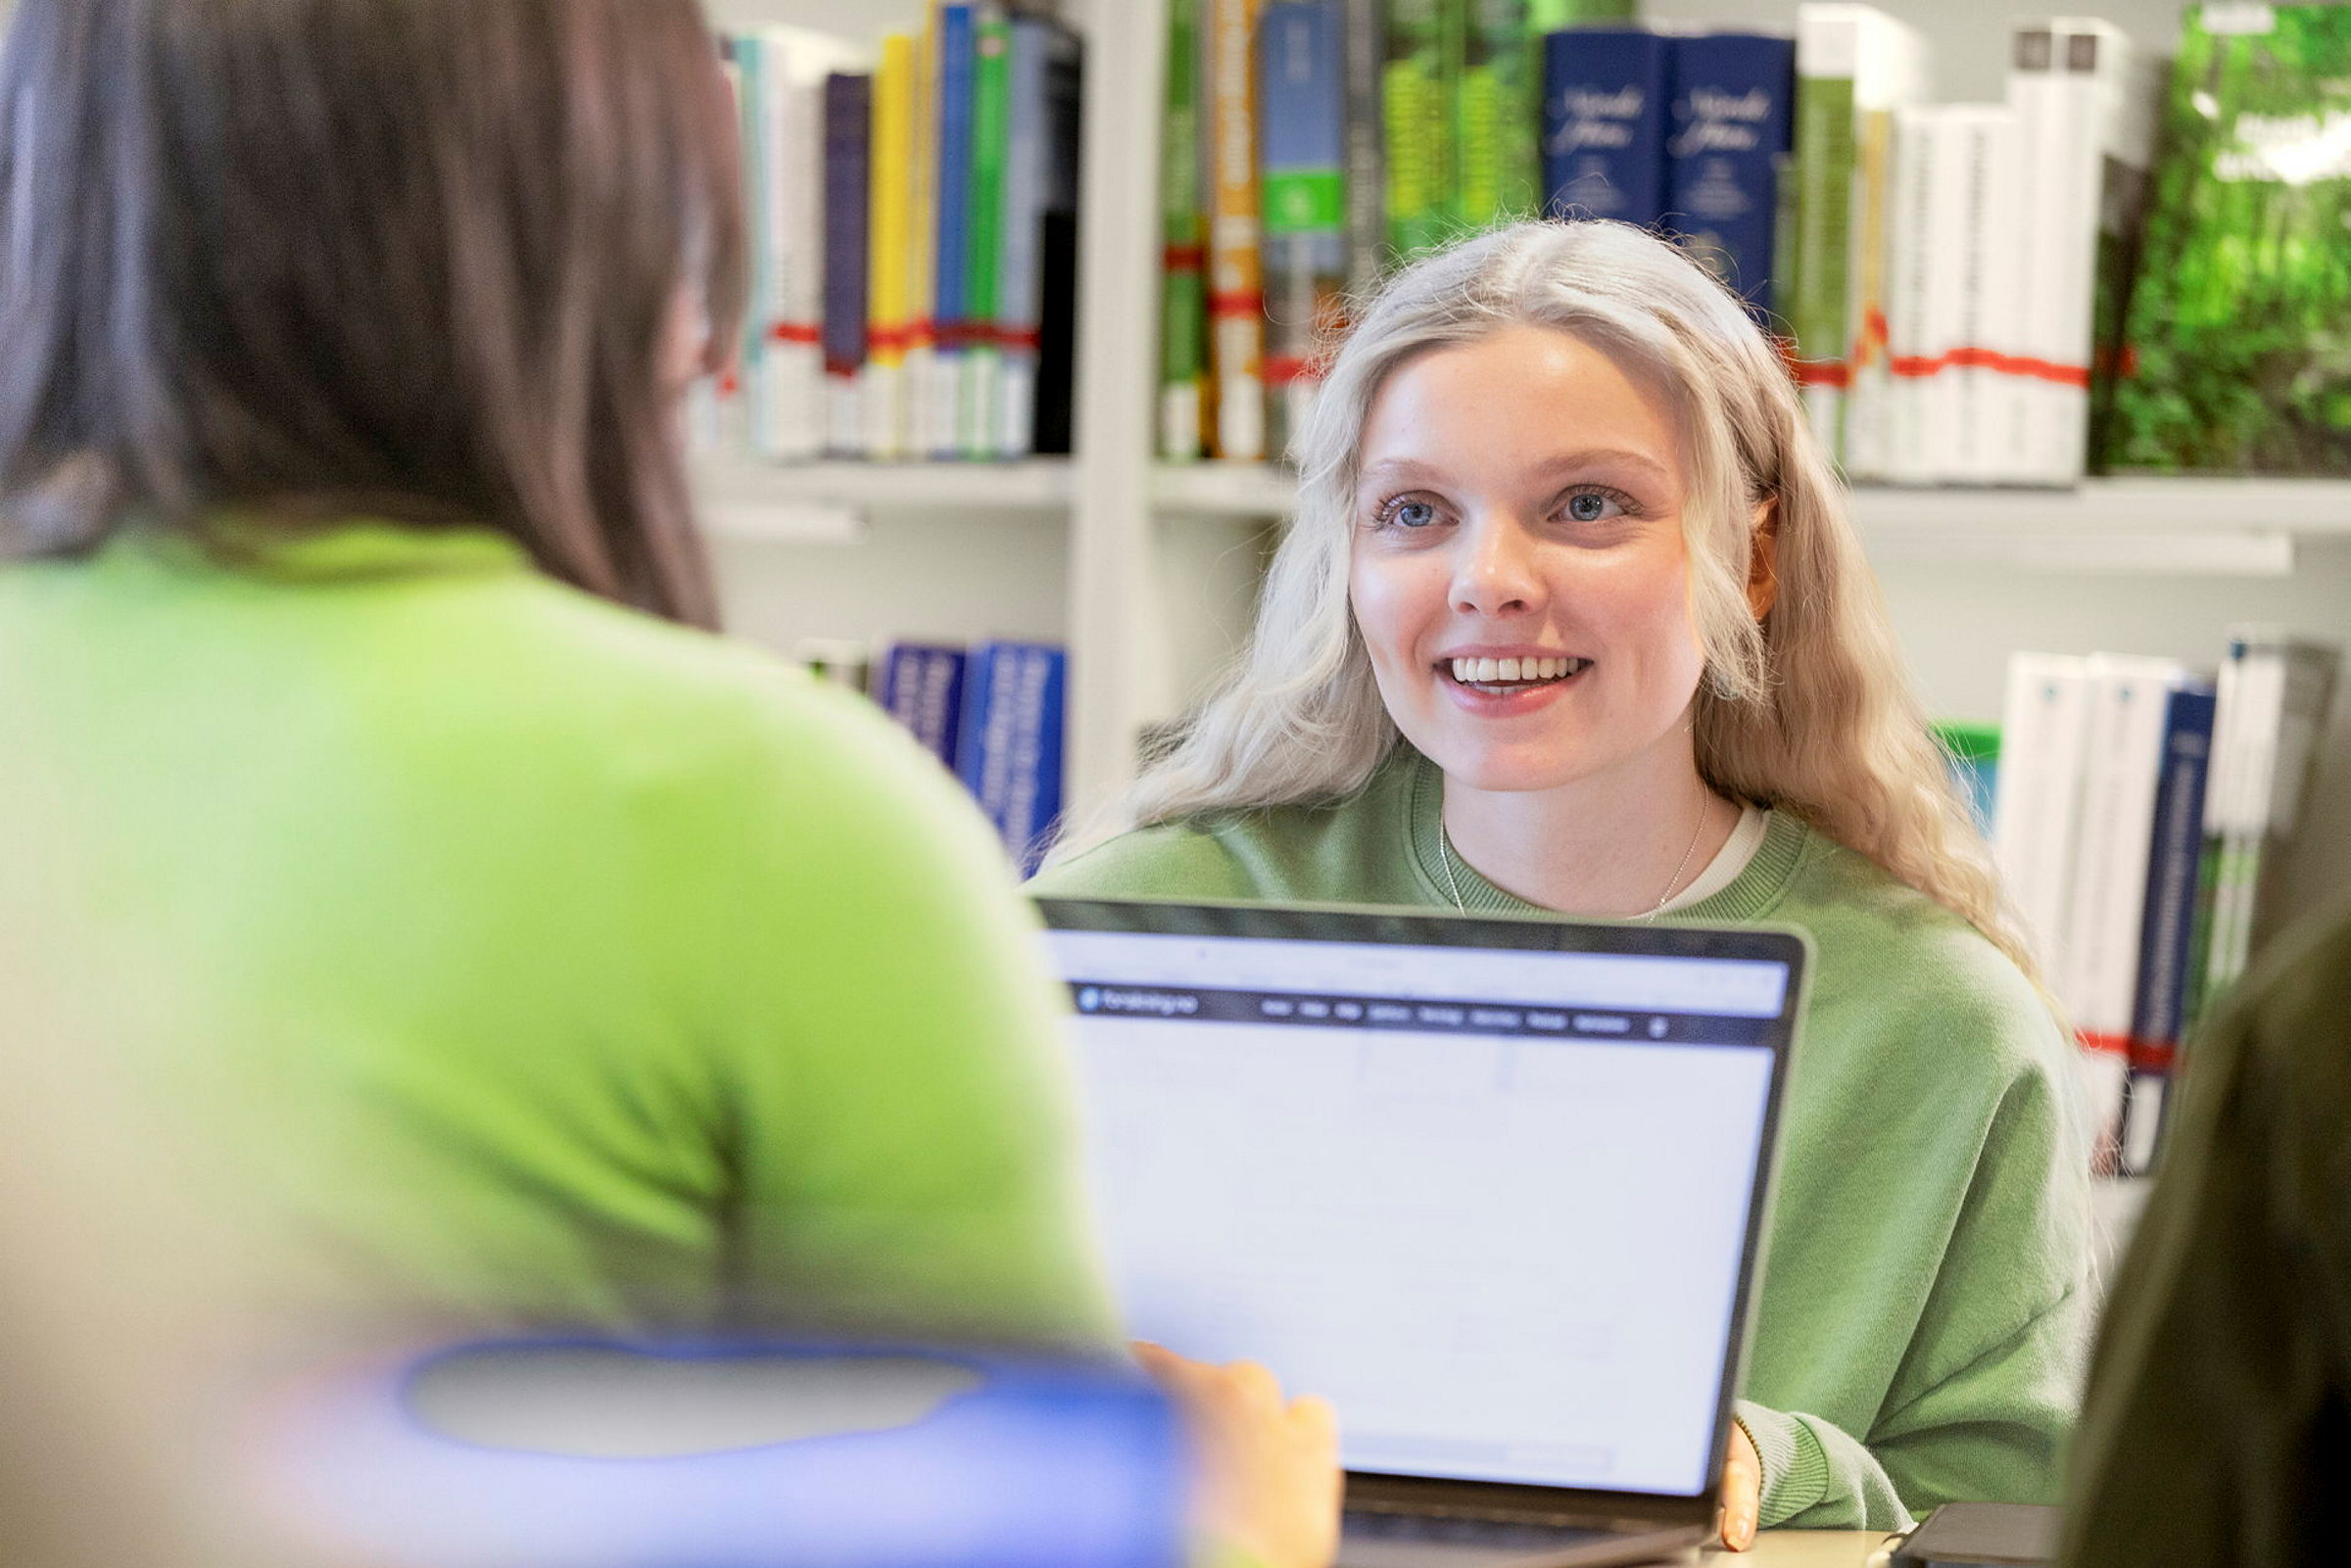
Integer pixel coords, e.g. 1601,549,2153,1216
2060,902,2351,1568
1032,747,2092,1531
0,523,1116,1351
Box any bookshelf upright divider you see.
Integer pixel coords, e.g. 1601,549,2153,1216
1068,0,1176,814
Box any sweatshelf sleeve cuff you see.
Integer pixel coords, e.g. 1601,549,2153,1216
1733,1399,1913,1532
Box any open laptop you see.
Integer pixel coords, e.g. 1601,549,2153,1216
1033,898,1804,1568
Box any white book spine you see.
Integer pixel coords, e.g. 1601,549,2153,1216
1883,105,1936,484
825,375,865,458
761,28,868,462
2007,24,2073,486
2056,22,2137,484
1993,651,2096,974
861,362,909,461
1918,109,1982,485
2061,656,2186,1052
1953,108,2019,483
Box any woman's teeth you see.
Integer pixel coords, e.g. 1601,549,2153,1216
1448,656,1588,685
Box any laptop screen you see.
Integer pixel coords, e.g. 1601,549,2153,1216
1038,909,1793,1502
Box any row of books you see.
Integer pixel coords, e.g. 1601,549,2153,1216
700,8,1083,467
1166,0,1694,463
1784,7,2165,488
802,639,1071,874
1170,3,2351,485
1992,633,2340,1176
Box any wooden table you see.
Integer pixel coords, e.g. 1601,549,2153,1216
1703,1532,1895,1567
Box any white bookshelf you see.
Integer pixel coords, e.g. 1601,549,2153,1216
707,0,2351,933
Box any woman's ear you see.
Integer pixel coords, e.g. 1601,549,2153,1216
1746,499,1781,622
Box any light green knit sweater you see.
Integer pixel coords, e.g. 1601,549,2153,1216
1032,747,2092,1532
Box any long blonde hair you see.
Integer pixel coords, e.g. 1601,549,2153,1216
1098,220,2039,985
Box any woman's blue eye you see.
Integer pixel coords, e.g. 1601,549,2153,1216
1565,491,1622,523
1386,499,1439,529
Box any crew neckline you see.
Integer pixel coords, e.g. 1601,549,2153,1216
1401,748,1807,926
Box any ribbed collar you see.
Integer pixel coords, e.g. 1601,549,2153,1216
1400,746,1811,925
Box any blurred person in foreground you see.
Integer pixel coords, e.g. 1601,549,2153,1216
2060,898,2351,1567
0,2,1335,1563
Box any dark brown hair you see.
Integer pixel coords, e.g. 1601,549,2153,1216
0,0,745,626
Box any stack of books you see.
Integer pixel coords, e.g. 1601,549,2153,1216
800,639,1072,874
708,8,1084,467
1992,634,2341,1176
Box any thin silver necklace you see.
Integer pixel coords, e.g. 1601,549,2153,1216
1438,788,1710,923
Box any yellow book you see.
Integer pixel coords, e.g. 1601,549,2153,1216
865,32,918,459
905,14,939,461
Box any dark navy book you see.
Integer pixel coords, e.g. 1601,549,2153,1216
955,641,1069,875
820,71,872,456
2128,684,2219,1069
877,643,971,772
1665,31,1796,316
1541,26,1672,229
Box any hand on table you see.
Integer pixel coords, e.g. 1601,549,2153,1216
1133,1341,1343,1568
1717,1419,1761,1551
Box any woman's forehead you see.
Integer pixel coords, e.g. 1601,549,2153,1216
1356,329,1684,487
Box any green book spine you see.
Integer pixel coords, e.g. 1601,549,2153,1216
1383,0,1459,259
2105,5,2351,474
1161,0,1210,460
1456,0,1538,227
1528,0,1634,28
1785,67,1856,452
963,9,1014,457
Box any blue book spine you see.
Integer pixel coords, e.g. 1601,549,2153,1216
2127,685,2219,1069
1541,27,1672,228
1665,32,1796,316
879,643,970,772
933,4,978,459
1258,1,1347,454
955,641,1069,875
1261,3,1347,209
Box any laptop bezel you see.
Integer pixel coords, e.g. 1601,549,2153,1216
1032,894,1806,1537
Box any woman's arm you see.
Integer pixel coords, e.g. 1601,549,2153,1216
1748,1040,2091,1531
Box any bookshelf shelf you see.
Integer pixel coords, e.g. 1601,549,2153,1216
695,456,1076,545
1151,464,2351,575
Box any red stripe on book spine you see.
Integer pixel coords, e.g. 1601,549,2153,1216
1263,356,1323,387
1792,360,1850,389
1892,347,2090,387
2127,1038,2181,1073
1209,291,1265,320
2076,1028,2132,1058
1163,245,1208,270
769,322,822,346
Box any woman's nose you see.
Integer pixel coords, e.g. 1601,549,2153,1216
1450,516,1546,617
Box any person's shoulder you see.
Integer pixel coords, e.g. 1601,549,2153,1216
1029,820,1257,903
435,573,969,842
1031,753,1428,906
1781,823,2066,1084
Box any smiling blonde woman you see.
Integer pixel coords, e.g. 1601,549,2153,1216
1033,219,2092,1544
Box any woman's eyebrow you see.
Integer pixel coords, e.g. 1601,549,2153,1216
1359,449,1675,489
